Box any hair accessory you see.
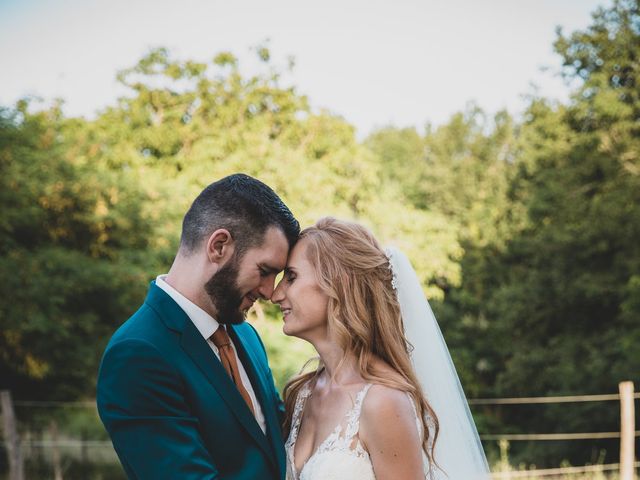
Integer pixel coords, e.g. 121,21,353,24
384,247,399,293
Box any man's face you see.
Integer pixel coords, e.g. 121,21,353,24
205,226,289,324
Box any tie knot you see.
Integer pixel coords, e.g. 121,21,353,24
210,326,231,348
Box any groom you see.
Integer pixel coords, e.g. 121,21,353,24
97,174,299,479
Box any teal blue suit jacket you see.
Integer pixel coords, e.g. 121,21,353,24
97,282,286,479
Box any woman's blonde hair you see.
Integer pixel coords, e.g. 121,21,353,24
282,217,439,465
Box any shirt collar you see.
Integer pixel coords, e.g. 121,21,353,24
155,274,221,340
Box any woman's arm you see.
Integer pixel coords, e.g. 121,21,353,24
359,384,424,480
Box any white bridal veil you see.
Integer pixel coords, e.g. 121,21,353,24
386,247,490,480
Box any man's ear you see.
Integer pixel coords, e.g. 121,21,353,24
206,229,235,267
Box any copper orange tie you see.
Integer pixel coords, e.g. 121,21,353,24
210,326,256,415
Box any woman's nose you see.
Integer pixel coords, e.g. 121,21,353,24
271,280,285,303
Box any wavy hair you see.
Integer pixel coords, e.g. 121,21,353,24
282,217,439,467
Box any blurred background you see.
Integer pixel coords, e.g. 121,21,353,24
1,0,639,478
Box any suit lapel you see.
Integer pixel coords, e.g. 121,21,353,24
145,282,280,474
229,325,284,475
179,321,274,463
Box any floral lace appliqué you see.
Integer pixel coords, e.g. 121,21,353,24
285,383,373,480
286,382,440,480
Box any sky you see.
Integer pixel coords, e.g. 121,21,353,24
0,0,609,137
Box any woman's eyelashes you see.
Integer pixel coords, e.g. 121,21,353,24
285,270,296,283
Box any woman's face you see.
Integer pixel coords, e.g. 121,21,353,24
271,238,329,341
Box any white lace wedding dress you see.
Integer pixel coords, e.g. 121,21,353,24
285,381,439,480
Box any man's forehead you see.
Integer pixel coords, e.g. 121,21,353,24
251,227,289,268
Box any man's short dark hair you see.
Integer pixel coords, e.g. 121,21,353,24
180,173,300,256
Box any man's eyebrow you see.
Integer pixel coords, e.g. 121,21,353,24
259,263,282,274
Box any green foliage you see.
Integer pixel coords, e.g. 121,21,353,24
0,104,159,402
1,46,462,406
1,1,639,471
435,0,640,466
365,1,640,466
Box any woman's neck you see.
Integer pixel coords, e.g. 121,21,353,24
312,337,361,386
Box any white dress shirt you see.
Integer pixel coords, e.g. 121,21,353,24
156,275,267,434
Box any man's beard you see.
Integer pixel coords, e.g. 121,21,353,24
204,255,246,325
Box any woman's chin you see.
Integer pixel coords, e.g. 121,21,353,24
282,322,295,337
282,321,303,339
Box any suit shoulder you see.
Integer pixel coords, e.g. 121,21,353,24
235,321,262,343
236,320,257,334
109,303,159,340
234,322,269,359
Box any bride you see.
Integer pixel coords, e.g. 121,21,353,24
271,217,490,480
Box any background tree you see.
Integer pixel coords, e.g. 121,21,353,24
1,0,638,473
438,0,640,465
0,103,159,404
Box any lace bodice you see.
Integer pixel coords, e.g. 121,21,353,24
285,382,375,480
285,381,441,480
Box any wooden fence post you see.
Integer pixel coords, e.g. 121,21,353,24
1,390,25,480
50,419,63,480
619,381,636,480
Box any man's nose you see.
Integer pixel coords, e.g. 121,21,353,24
270,281,284,304
258,277,276,300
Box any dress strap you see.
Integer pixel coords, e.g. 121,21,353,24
288,381,312,446
343,383,372,440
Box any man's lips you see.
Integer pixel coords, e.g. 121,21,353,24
280,307,291,319
241,294,258,311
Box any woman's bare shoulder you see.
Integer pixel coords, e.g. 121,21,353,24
362,383,415,422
